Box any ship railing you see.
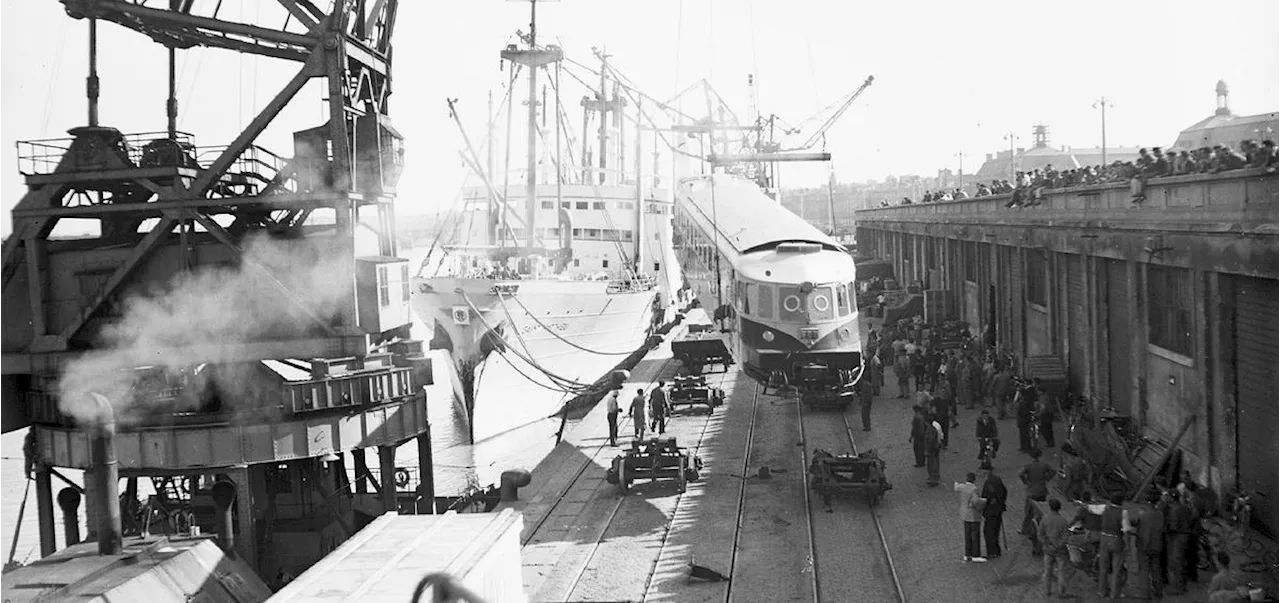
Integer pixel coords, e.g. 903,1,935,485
606,274,656,294
490,166,655,187
283,366,416,414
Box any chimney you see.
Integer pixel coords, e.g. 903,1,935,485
211,480,238,555
89,394,122,556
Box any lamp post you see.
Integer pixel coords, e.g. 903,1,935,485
1003,132,1019,181
955,151,966,191
1092,97,1113,167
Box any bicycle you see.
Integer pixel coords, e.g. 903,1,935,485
977,437,998,465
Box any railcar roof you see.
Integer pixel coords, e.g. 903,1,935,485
735,248,858,283
680,174,845,255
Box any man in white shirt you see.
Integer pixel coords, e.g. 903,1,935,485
605,389,620,446
954,472,987,562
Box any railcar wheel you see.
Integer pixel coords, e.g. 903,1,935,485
677,457,687,493
615,457,629,494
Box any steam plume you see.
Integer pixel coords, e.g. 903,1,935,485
57,233,353,425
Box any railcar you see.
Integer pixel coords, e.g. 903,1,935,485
673,174,864,386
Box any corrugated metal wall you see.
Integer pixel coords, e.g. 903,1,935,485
1233,275,1278,536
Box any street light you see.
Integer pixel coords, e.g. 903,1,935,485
955,151,967,190
1002,132,1019,180
1092,97,1113,166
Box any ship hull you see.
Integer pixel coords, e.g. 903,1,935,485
413,277,658,441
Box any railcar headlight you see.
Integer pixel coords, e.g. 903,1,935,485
762,330,775,342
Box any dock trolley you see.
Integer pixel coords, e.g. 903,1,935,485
606,437,703,494
667,375,725,414
671,331,733,374
794,362,857,411
808,448,892,508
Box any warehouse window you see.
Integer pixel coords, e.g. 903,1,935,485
1147,265,1192,355
1026,250,1047,307
541,200,554,209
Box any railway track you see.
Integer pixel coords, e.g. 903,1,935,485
795,397,906,603
545,358,734,601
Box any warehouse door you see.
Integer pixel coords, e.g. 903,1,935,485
1066,255,1089,396
1234,275,1278,536
1104,260,1133,415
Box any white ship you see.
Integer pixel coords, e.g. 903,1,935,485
412,1,680,441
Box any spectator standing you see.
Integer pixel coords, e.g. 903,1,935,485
978,461,1008,558
1096,494,1130,599
928,386,950,447
1016,378,1040,450
1038,498,1070,598
925,414,943,487
1037,390,1059,448
954,472,988,562
909,405,930,468
857,376,875,432
895,352,912,399
989,365,1014,419
627,388,647,439
605,389,621,446
1018,449,1054,551
648,382,670,435
1164,489,1195,595
1134,499,1166,600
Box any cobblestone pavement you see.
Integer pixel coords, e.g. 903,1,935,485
858,317,1239,603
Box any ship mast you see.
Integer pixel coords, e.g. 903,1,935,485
523,0,538,249
500,0,562,250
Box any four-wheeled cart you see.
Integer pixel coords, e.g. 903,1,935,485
672,332,733,374
607,437,702,494
808,448,892,508
668,375,725,414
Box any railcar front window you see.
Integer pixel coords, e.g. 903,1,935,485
836,284,850,317
757,284,773,319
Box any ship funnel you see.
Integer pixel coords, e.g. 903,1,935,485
89,393,122,555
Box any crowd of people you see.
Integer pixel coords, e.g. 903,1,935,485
859,314,1262,601
881,138,1278,208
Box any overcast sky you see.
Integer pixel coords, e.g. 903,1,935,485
2,0,1277,235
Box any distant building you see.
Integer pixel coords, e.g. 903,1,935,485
972,125,1140,181
1170,80,1279,150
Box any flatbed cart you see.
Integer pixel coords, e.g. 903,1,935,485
794,362,857,411
671,331,734,374
808,448,892,509
606,437,703,494
668,375,725,414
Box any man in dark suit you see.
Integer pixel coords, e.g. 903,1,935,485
978,461,1008,558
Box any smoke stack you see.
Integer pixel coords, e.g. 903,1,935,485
211,480,237,555
89,393,122,555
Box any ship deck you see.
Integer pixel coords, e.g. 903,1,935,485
502,314,1227,603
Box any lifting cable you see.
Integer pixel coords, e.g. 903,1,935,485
461,301,583,395
488,293,599,391
501,292,639,356
460,292,597,394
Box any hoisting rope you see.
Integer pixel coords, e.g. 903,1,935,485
499,292,639,356
459,292,600,395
